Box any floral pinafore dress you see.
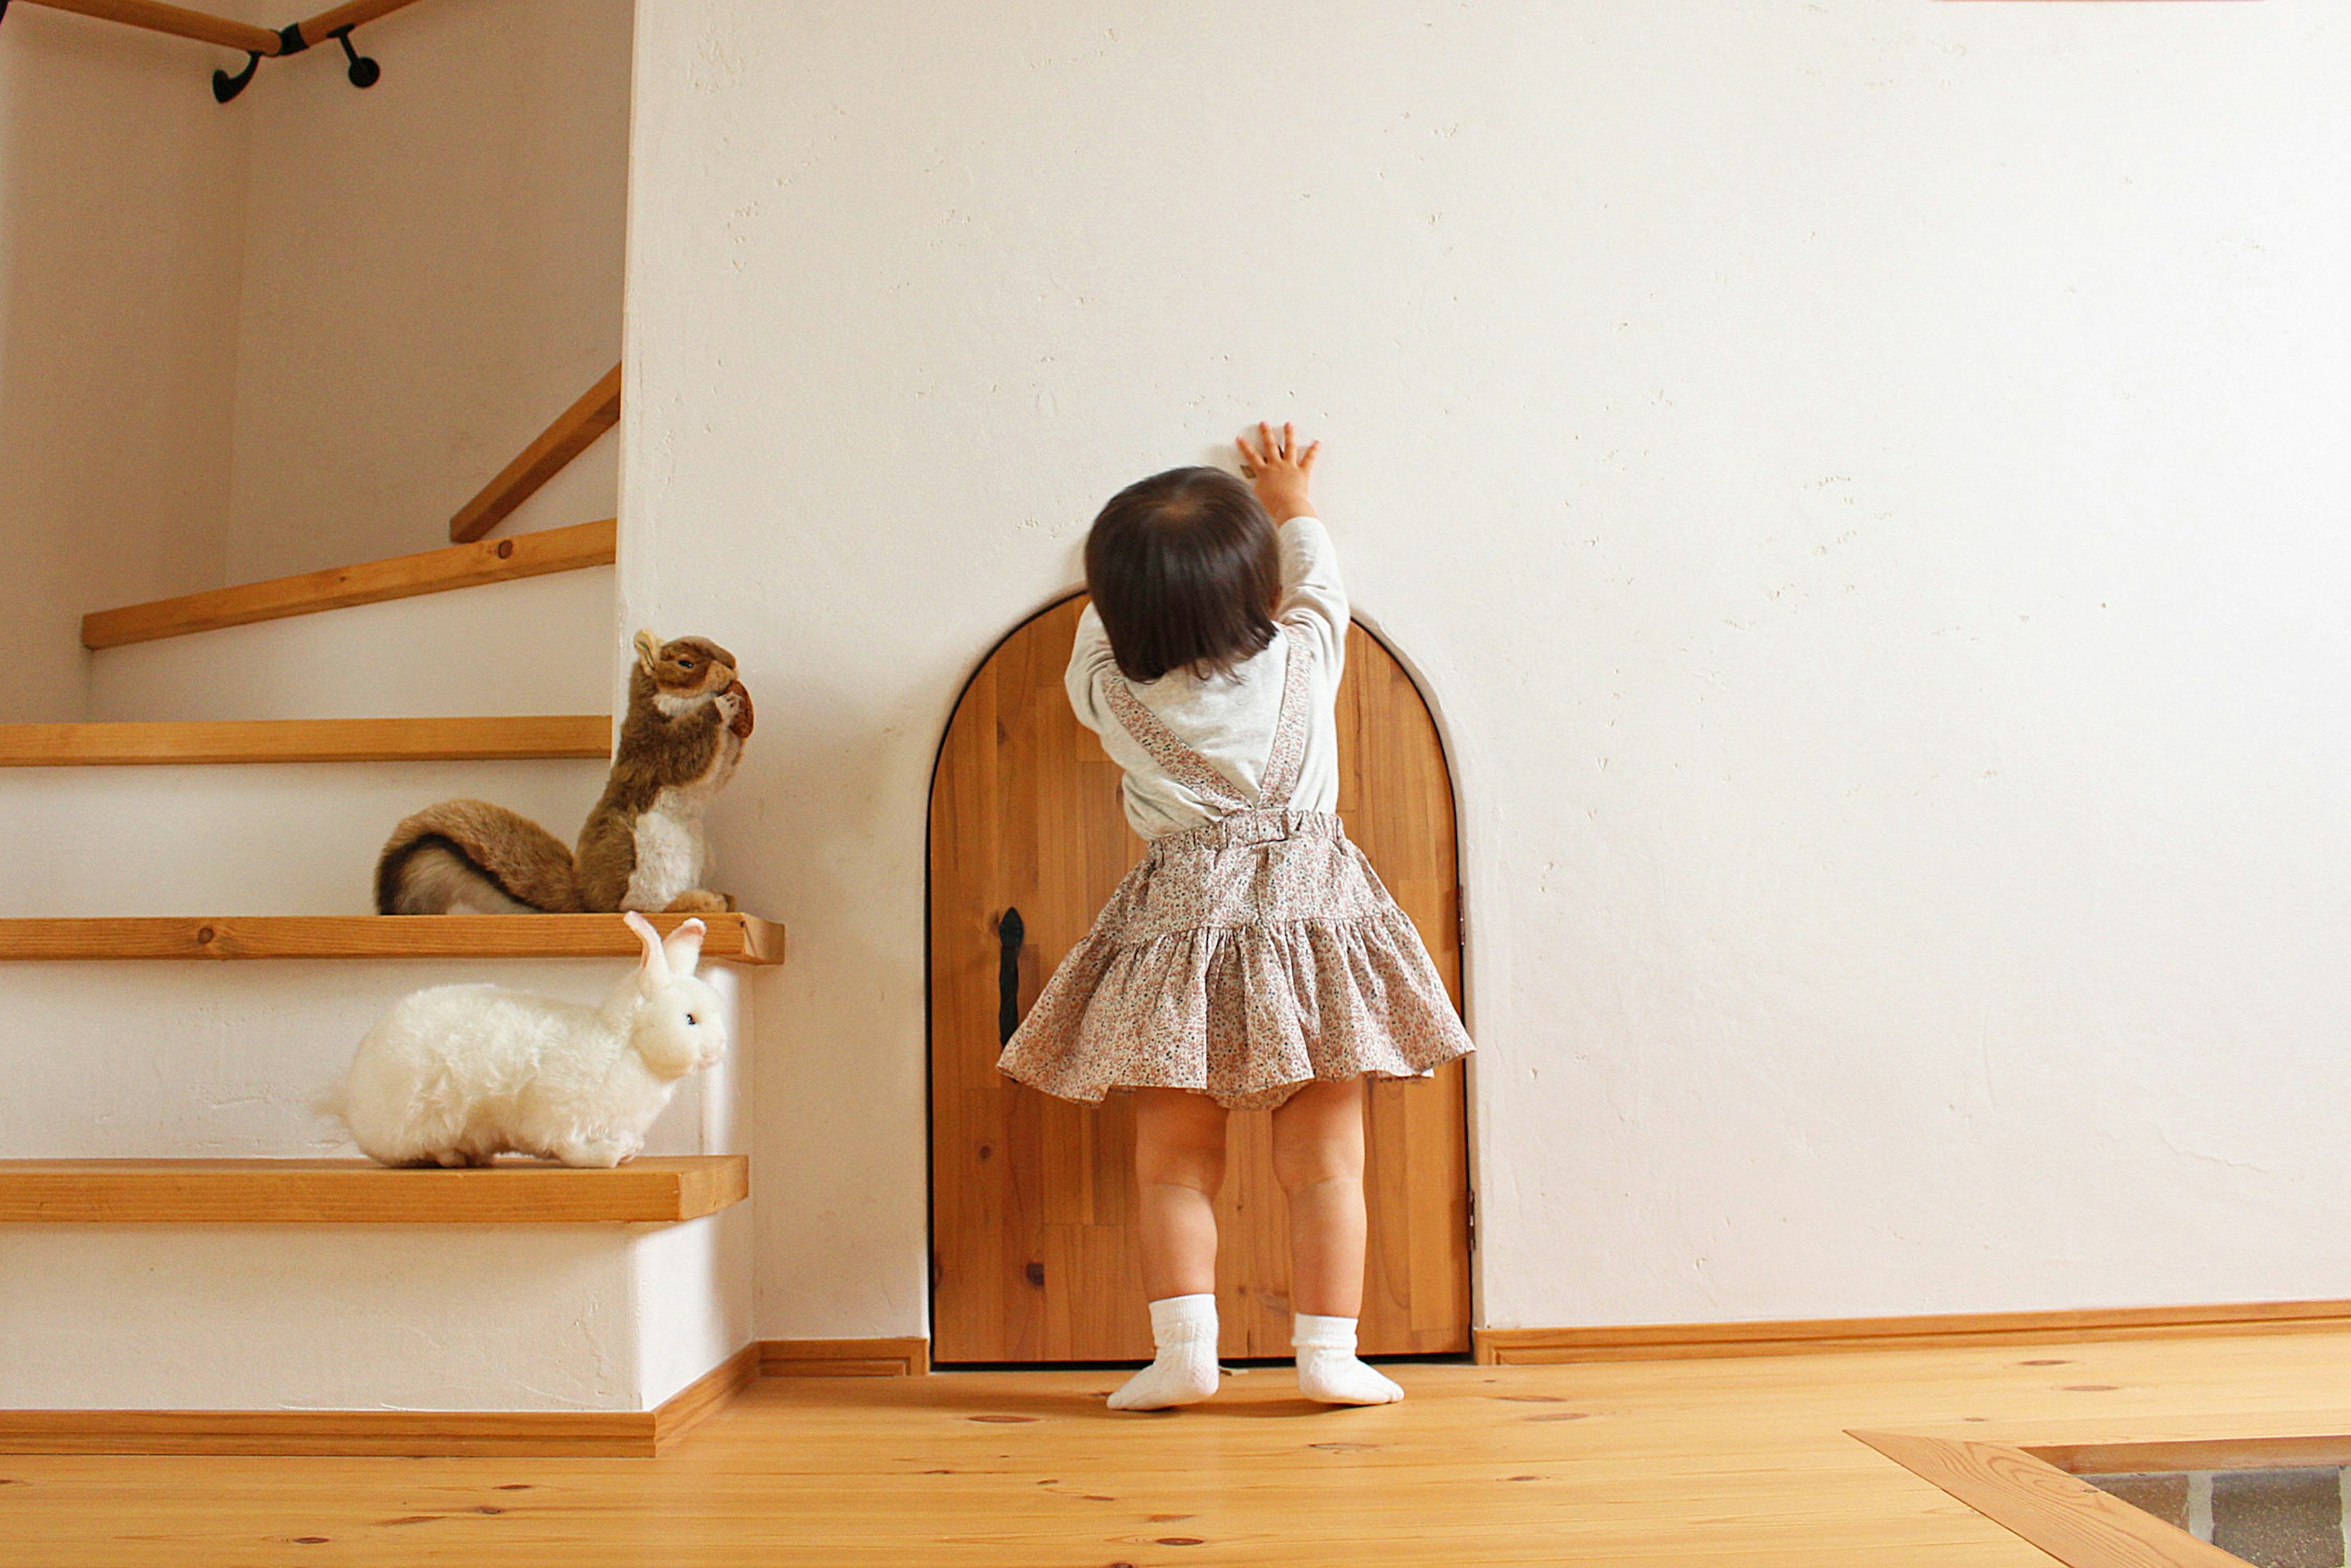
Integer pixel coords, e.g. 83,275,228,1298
997,622,1474,1111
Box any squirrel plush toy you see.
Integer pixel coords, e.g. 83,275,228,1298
375,631,754,915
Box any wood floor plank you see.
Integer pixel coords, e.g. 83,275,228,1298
0,1156,749,1225
12,1327,2351,1564
80,520,617,650
0,913,786,964
0,715,610,767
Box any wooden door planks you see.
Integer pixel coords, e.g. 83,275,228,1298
81,520,617,649
0,1156,749,1225
451,364,624,544
0,913,786,964
928,598,1472,1364
0,715,610,767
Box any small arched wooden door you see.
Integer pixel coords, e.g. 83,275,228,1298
929,596,1471,1362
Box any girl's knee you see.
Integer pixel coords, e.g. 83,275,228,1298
1134,1089,1229,1189
1270,1079,1367,1192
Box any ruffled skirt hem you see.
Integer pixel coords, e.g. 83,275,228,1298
997,906,1474,1112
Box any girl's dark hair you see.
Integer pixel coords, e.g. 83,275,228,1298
1084,467,1281,683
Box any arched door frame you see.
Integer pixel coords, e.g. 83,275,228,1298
922,588,1479,1357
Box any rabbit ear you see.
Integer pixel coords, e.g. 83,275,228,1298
662,918,706,980
633,629,661,674
624,910,672,985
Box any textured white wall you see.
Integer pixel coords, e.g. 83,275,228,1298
0,7,257,721
627,0,2351,1340
0,1226,643,1410
88,567,615,722
222,0,634,579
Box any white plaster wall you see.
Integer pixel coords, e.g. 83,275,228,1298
624,1,2351,1339
89,568,615,722
222,0,634,579
631,1208,752,1407
0,961,741,1161
0,1225,642,1411
0,6,259,722
0,760,605,916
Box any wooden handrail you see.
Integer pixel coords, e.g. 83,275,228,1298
286,0,422,50
18,0,285,55
82,518,617,649
451,363,623,544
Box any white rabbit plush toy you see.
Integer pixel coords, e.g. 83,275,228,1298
340,912,726,1169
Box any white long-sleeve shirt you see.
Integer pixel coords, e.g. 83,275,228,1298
1067,516,1349,841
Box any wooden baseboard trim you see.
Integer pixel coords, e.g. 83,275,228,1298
758,1337,929,1378
0,1343,759,1458
0,1407,654,1459
1476,1298,2351,1365
652,1343,760,1454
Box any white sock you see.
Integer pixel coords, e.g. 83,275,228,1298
1292,1313,1404,1405
1108,1294,1222,1411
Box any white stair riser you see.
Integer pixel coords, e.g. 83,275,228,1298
88,568,616,723
0,960,748,1162
0,1207,750,1412
0,760,609,916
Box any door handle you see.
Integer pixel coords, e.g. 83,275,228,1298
997,907,1026,1044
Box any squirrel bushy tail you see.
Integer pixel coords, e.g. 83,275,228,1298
375,799,583,915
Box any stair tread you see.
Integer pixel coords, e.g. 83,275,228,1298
0,715,609,766
81,520,617,650
0,913,786,964
0,1155,747,1225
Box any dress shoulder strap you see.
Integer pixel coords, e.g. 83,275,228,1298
1255,621,1316,808
1102,672,1253,810
1100,623,1316,811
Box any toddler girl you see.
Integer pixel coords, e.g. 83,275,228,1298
998,423,1474,1409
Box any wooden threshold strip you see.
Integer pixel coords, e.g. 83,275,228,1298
1475,1297,2351,1365
0,1344,760,1458
21,0,282,56
452,362,623,544
0,715,609,767
0,1156,748,1226
759,1338,931,1378
1854,1428,2240,1568
82,519,616,649
0,913,786,964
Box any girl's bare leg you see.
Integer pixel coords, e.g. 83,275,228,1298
1270,1077,1402,1405
1110,1088,1229,1410
1270,1078,1369,1316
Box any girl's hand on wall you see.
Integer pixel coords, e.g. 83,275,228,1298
1235,422,1321,523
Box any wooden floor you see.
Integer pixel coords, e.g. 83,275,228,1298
9,1329,2351,1566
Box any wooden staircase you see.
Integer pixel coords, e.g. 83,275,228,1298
3,367,772,1455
